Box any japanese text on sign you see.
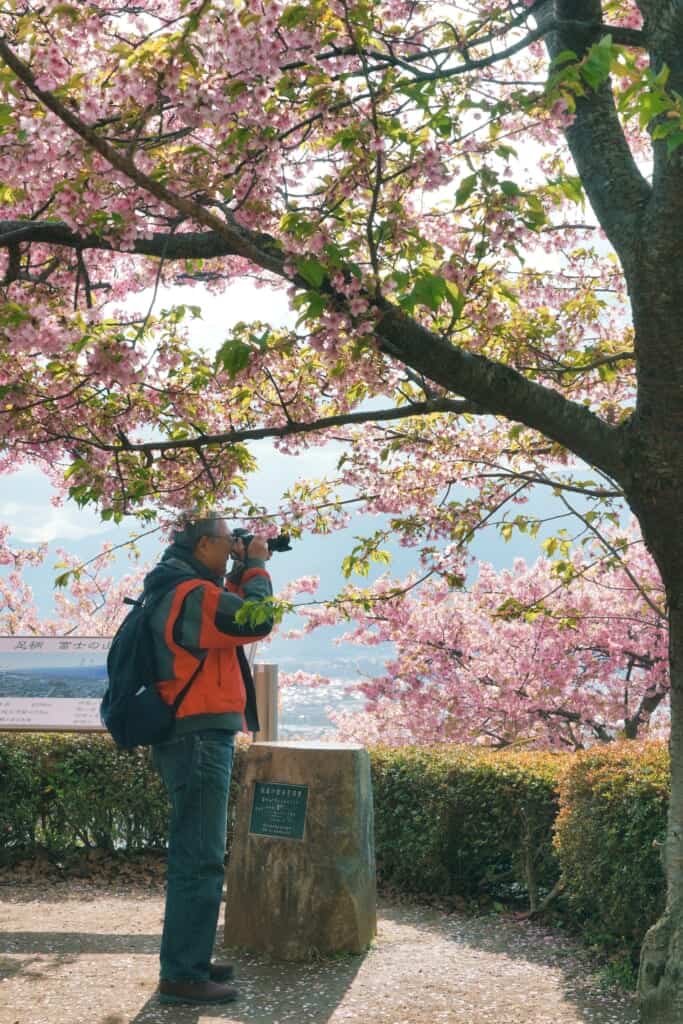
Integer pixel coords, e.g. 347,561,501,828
249,781,309,841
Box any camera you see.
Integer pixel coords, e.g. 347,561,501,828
232,528,292,553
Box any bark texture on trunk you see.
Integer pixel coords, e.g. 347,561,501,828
639,604,683,1022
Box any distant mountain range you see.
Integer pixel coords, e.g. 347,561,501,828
3,666,107,679
0,666,107,698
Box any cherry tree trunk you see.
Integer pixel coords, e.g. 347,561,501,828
620,241,683,1019
639,601,683,1021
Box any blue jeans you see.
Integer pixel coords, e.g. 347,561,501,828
152,729,235,982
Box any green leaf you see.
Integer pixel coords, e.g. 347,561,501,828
292,290,326,324
215,338,252,377
667,131,683,154
52,3,81,21
370,548,391,566
551,49,579,67
638,91,674,129
398,78,435,110
558,175,584,204
523,194,547,230
63,458,88,480
444,280,465,318
598,361,618,383
581,36,615,91
402,274,447,313
297,257,326,289
0,301,31,327
342,554,369,578
0,103,14,133
433,113,453,138
500,179,521,197
455,173,477,206
279,3,308,28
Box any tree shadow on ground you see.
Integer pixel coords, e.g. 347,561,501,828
0,932,159,956
0,894,640,1024
377,896,639,1024
126,952,368,1024
126,919,369,1024
0,926,368,1024
0,879,166,904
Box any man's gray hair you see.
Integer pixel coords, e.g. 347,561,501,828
173,511,229,549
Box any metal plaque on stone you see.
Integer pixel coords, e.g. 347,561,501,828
249,781,309,841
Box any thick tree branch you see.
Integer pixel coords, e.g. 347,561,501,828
1,241,20,284
0,215,627,481
539,0,651,262
624,683,668,738
24,399,480,454
402,17,645,84
0,228,627,483
637,1,683,228
0,219,242,259
374,301,626,483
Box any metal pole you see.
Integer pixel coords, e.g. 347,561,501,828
252,663,278,741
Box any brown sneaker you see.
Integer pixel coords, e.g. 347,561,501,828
209,961,235,982
158,979,239,1004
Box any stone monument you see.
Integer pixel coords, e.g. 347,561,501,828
224,741,376,960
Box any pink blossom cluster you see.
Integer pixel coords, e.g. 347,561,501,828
0,529,146,637
285,518,668,750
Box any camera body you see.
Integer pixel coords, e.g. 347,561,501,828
232,528,292,554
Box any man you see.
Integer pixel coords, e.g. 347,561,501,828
144,512,273,1005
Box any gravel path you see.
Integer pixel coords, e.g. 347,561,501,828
0,880,638,1024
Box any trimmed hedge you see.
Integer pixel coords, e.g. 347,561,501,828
554,740,668,963
0,732,250,858
371,745,566,908
0,734,167,856
0,733,42,849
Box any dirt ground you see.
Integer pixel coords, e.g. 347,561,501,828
0,874,638,1024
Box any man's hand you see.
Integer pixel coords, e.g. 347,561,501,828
246,536,271,561
231,534,271,562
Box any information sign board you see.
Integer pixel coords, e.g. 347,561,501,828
0,636,269,735
0,636,110,731
249,781,309,841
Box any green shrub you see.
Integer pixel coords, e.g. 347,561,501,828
370,745,566,909
0,731,251,858
554,740,668,963
0,734,41,855
0,733,167,854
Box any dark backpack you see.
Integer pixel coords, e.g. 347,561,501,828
100,585,204,749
